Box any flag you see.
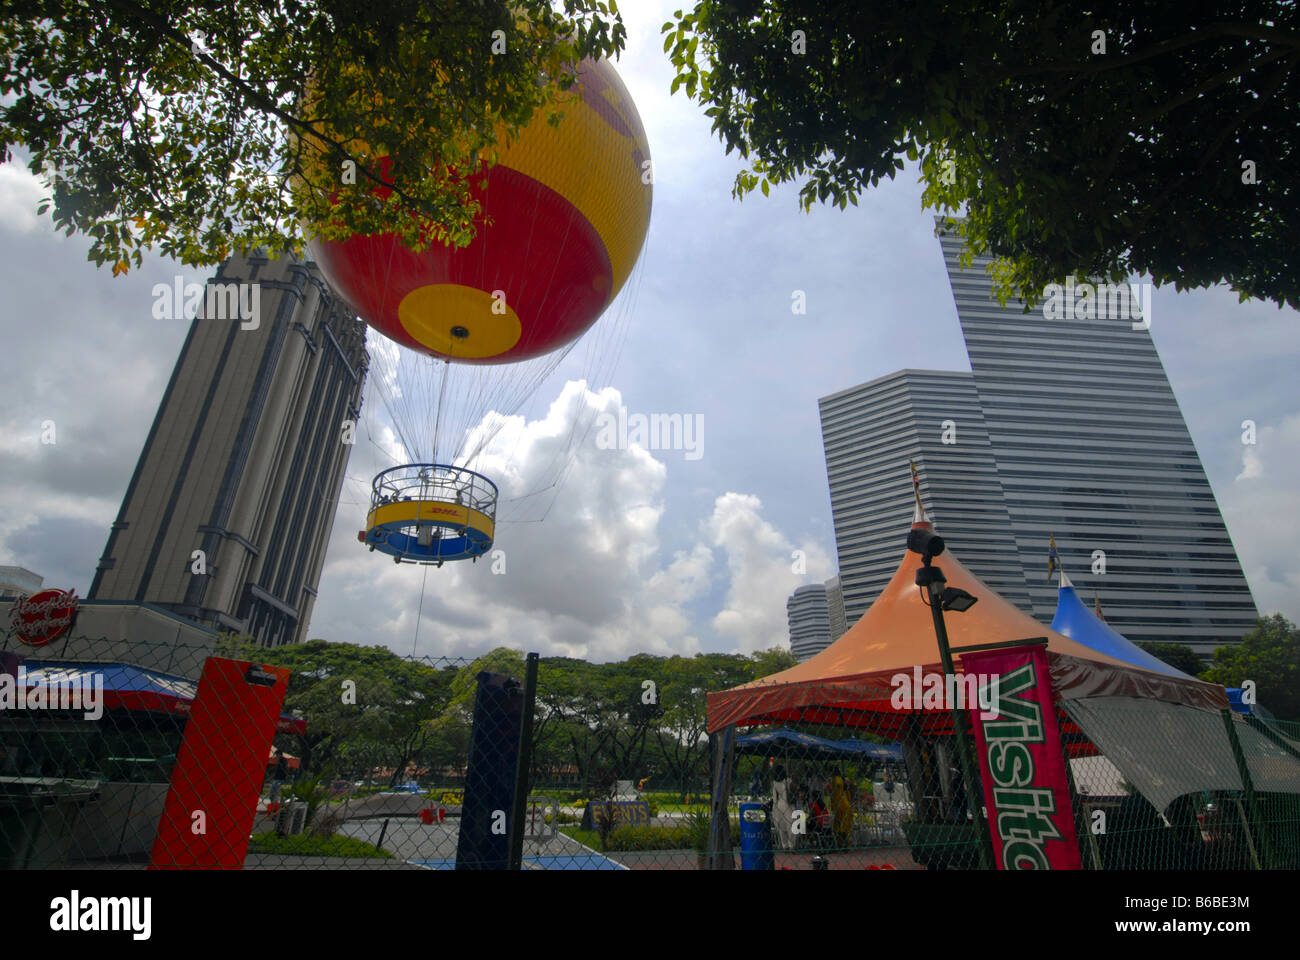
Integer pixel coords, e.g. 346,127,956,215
1047,535,1059,581
909,459,925,517
1093,591,1105,622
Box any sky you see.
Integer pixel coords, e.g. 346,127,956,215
2,1,1298,662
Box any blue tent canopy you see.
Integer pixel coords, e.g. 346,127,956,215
1049,585,1193,679
735,728,902,760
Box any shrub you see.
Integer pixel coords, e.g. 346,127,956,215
605,824,692,851
684,807,711,852
561,825,692,851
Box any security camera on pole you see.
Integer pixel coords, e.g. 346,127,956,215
907,460,993,870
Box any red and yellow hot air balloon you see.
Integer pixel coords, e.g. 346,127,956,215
306,58,652,565
309,58,651,365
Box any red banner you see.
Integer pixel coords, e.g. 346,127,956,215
963,645,1080,869
150,658,290,869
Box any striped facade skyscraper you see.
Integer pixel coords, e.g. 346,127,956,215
819,369,1031,627
936,223,1257,652
786,583,833,661
818,222,1258,655
825,575,849,643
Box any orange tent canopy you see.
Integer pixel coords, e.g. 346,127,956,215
707,521,1226,734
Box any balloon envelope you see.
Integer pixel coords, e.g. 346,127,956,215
308,59,652,365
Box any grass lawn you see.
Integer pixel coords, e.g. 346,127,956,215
248,832,392,859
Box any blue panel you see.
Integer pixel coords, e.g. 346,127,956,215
736,728,903,759
365,516,493,563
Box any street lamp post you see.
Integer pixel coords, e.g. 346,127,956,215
908,528,995,871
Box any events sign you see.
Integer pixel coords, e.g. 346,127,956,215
963,644,1080,870
581,800,651,830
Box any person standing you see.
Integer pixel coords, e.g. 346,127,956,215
831,770,853,849
772,764,794,851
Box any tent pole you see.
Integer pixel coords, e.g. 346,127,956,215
1058,735,1096,869
924,586,995,870
707,726,737,869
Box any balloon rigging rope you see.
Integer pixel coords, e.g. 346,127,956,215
430,357,450,462
412,561,429,655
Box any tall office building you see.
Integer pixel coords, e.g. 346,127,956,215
819,369,1031,626
89,252,368,647
787,583,832,661
818,223,1258,655
938,224,1257,652
825,575,849,642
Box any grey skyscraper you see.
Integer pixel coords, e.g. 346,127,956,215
89,252,368,647
819,224,1258,655
825,575,849,641
820,369,1031,626
787,583,832,661
937,224,1257,652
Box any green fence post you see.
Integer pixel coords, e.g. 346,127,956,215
507,652,539,870
1059,736,1095,869
1221,709,1272,870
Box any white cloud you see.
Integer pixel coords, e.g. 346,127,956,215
1221,411,1300,621
311,379,815,661
704,491,832,653
0,164,47,234
1235,445,1263,481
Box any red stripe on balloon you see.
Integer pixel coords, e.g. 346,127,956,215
310,164,613,364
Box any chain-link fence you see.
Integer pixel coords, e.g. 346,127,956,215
0,635,484,868
4,635,1299,870
1065,702,1300,870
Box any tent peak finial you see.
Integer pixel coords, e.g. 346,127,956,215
909,459,928,523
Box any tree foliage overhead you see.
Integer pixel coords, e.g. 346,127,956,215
1,0,625,274
663,1,1300,309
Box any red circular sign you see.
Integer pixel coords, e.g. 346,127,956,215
9,589,78,646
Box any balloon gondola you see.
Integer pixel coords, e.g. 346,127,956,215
358,463,498,565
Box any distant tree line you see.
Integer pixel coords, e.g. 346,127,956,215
216,635,799,796
215,613,1298,796
1142,614,1300,721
